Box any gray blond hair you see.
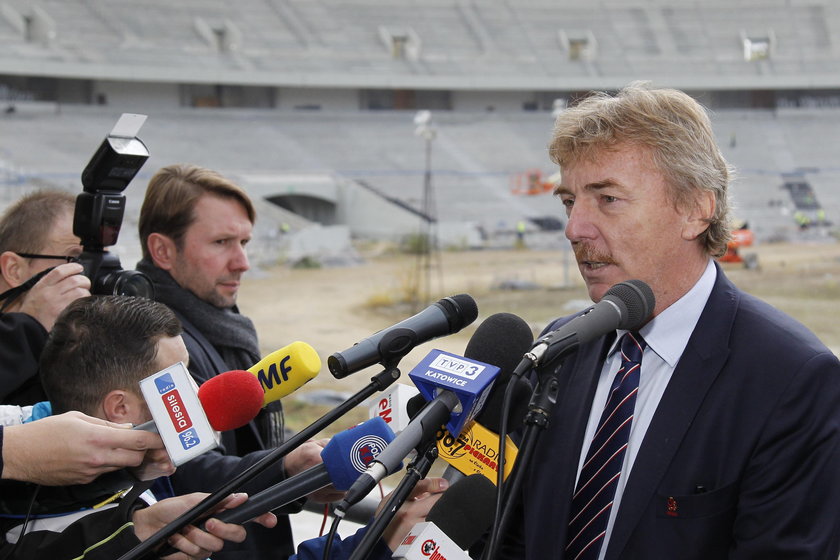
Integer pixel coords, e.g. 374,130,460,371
550,82,733,256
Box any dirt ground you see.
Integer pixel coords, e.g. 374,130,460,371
237,239,840,433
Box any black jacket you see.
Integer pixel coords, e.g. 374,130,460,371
0,313,49,405
169,310,299,560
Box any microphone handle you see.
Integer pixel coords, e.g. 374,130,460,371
213,464,332,525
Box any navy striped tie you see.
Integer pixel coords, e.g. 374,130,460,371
565,332,646,560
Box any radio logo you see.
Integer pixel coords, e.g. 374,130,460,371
349,435,389,472
154,373,176,394
161,389,200,450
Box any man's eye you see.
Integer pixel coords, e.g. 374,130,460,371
602,195,618,203
561,198,574,207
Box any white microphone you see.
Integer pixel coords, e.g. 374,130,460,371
392,474,496,559
368,383,421,434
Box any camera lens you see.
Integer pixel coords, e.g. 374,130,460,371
99,270,155,299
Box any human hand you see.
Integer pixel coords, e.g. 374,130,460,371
18,262,90,330
133,492,277,560
130,446,177,482
1,411,173,485
381,477,449,551
284,439,346,503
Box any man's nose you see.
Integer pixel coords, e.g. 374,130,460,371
231,243,250,271
564,203,597,243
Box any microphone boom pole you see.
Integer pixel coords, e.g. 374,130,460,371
117,366,403,560
347,438,439,560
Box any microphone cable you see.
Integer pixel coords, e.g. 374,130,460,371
0,484,41,560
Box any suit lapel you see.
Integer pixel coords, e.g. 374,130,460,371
606,269,740,559
526,335,613,558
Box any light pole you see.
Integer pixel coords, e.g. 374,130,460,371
412,110,440,311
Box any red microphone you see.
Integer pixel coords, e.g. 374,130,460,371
198,370,265,431
135,370,264,436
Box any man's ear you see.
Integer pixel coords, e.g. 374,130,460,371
101,390,134,424
0,251,28,288
682,190,716,241
146,233,177,271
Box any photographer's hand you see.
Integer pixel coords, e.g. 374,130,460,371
19,262,90,330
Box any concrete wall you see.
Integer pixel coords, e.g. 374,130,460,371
335,178,421,240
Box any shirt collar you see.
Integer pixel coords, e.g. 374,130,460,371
608,259,717,367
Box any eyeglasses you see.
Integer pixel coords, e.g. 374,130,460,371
15,252,80,264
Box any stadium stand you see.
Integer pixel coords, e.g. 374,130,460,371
1,0,839,262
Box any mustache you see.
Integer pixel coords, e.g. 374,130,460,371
573,244,617,265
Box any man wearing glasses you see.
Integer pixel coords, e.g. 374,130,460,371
0,190,91,404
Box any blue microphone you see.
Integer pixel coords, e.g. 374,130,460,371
335,348,500,515
213,417,395,524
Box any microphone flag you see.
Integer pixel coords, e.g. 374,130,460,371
408,349,499,436
139,361,219,465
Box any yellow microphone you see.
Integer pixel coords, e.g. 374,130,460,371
247,341,321,406
437,420,518,484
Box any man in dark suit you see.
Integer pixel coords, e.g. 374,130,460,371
497,83,840,559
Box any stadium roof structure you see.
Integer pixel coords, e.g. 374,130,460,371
1,0,840,91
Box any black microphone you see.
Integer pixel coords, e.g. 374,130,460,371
336,314,516,515
328,294,479,378
515,279,655,374
465,313,534,427
392,474,496,559
438,313,534,483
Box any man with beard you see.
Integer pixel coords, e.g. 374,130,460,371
493,83,840,559
137,165,336,560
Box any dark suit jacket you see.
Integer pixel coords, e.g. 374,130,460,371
169,311,299,560
501,266,840,559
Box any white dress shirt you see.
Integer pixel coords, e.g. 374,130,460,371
574,259,717,560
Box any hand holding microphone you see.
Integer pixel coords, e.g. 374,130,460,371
392,474,496,560
211,417,396,525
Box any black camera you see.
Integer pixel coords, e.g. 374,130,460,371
73,114,154,299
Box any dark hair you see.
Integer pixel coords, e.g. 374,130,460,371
138,164,255,260
40,295,182,415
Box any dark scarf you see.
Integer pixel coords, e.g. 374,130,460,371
137,259,260,368
137,259,284,447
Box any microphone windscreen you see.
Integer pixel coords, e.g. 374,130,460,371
427,474,496,550
464,313,534,425
442,294,479,332
406,393,427,420
475,376,532,433
464,313,534,384
248,341,321,406
605,279,655,330
322,417,396,490
198,370,264,431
